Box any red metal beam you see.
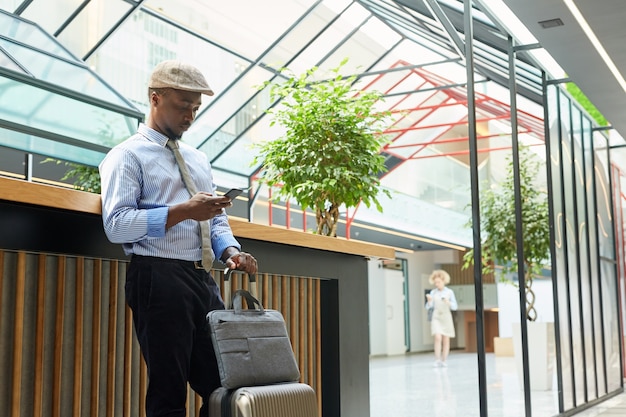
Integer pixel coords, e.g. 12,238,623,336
406,142,544,160
385,131,529,151
384,114,510,135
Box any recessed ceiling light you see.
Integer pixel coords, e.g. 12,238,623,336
538,18,564,29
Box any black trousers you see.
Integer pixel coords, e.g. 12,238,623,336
126,255,225,417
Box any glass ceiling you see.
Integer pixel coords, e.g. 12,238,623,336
0,0,576,250
0,9,144,166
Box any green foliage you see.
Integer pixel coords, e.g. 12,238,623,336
566,82,608,127
42,159,101,193
462,146,550,319
252,59,392,236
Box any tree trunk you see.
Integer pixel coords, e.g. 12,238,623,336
315,204,340,237
525,268,537,321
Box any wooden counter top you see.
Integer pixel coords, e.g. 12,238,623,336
0,176,395,260
0,176,102,213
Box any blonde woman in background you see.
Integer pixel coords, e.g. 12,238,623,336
425,269,458,367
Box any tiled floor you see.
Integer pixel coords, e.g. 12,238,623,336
369,351,625,417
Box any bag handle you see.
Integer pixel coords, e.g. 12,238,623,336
232,289,265,314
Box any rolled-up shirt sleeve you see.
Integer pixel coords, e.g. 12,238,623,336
210,211,241,261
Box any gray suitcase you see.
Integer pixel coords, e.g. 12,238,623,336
209,382,318,417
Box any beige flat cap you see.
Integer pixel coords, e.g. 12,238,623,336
149,60,214,96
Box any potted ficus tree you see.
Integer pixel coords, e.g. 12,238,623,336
463,145,551,320
252,59,392,237
463,145,553,389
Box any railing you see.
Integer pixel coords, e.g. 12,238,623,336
0,250,321,417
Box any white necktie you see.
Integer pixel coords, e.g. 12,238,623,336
166,139,214,270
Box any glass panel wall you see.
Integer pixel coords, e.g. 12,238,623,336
546,82,622,413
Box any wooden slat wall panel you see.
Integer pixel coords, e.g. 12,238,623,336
52,256,66,417
315,281,322,414
10,252,25,417
106,261,118,417
0,250,323,417
442,261,495,285
73,257,85,417
0,252,13,416
298,280,306,379
123,304,132,417
140,359,147,417
33,254,46,417
90,259,102,417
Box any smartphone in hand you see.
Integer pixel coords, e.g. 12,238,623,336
224,188,243,200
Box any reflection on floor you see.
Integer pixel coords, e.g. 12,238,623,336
370,351,625,417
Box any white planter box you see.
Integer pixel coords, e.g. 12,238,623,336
512,321,555,390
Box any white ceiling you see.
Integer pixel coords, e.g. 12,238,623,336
502,0,626,141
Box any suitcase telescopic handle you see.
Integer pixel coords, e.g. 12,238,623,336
223,268,257,309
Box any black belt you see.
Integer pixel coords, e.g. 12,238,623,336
131,255,206,270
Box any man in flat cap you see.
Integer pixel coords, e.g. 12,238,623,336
99,60,257,417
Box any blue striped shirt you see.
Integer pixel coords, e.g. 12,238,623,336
99,123,240,262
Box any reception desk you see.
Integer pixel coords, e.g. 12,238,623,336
0,177,395,417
